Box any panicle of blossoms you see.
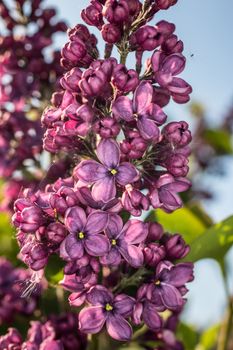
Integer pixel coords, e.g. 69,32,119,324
0,257,42,325
0,313,87,350
0,0,67,211
13,0,194,345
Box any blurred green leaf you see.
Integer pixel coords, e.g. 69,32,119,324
203,129,233,154
147,207,209,244
177,322,198,350
185,215,233,262
0,212,19,263
45,254,65,283
197,324,219,350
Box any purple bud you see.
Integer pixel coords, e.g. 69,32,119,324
46,222,67,244
101,23,121,43
103,0,130,24
144,243,166,267
112,64,139,93
79,66,107,96
165,154,189,177
60,67,82,92
162,233,190,259
93,117,121,138
157,0,178,10
161,34,184,54
162,121,192,147
120,131,148,160
81,1,104,28
122,185,149,216
147,222,164,242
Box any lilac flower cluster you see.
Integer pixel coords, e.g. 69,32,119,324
13,0,194,345
0,313,86,350
0,0,66,186
0,257,41,324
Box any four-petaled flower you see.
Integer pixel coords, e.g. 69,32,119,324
74,138,139,202
79,285,135,341
60,207,110,260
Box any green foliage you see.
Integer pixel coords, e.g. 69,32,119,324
198,324,220,350
0,212,19,264
147,205,210,244
203,129,233,154
185,215,233,262
177,322,198,350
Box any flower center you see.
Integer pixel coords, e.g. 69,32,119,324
78,231,85,240
155,280,161,286
111,239,117,246
110,168,118,175
105,303,113,312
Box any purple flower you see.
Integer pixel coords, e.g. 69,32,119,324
74,138,139,202
162,121,192,147
79,285,135,341
93,117,121,138
133,285,163,331
112,81,167,140
147,261,194,311
165,153,189,177
103,0,130,24
60,207,110,260
149,174,191,212
144,243,166,267
112,64,139,93
162,234,190,260
101,23,121,43
157,0,178,10
81,1,104,29
100,214,148,267
122,185,150,216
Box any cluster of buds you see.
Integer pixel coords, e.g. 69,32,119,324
0,0,66,210
0,313,87,350
0,257,42,324
13,0,194,346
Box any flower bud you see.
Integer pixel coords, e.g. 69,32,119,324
162,121,192,147
112,64,139,93
46,222,67,244
162,233,190,259
94,117,121,138
157,0,178,10
147,222,164,242
81,1,104,28
101,23,121,43
165,153,189,177
79,66,107,97
103,0,130,24
144,243,166,267
122,185,149,216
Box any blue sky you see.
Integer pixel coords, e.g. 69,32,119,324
45,0,233,329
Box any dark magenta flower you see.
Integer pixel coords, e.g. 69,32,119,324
122,185,150,216
162,121,192,147
81,1,104,29
147,261,194,311
60,207,109,260
112,81,167,140
100,214,148,267
111,64,139,93
103,0,130,24
74,138,139,202
93,117,121,138
79,285,135,341
101,23,121,43
149,174,191,212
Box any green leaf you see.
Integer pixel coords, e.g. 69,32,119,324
0,212,19,263
177,322,198,350
198,324,219,350
147,207,209,244
203,129,233,154
184,215,233,262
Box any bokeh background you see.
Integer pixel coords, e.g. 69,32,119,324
44,0,233,329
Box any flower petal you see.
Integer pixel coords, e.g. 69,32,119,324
60,234,84,260
117,163,139,186
87,285,113,305
85,234,110,256
122,220,148,244
159,284,184,310
79,306,106,334
106,214,123,239
106,315,132,342
119,244,144,268
97,138,120,168
74,160,107,183
142,301,162,331
137,116,160,141
112,96,134,122
92,176,116,203
133,81,153,114
100,247,121,266
85,210,109,235
161,263,194,287
65,206,86,233
114,294,135,317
